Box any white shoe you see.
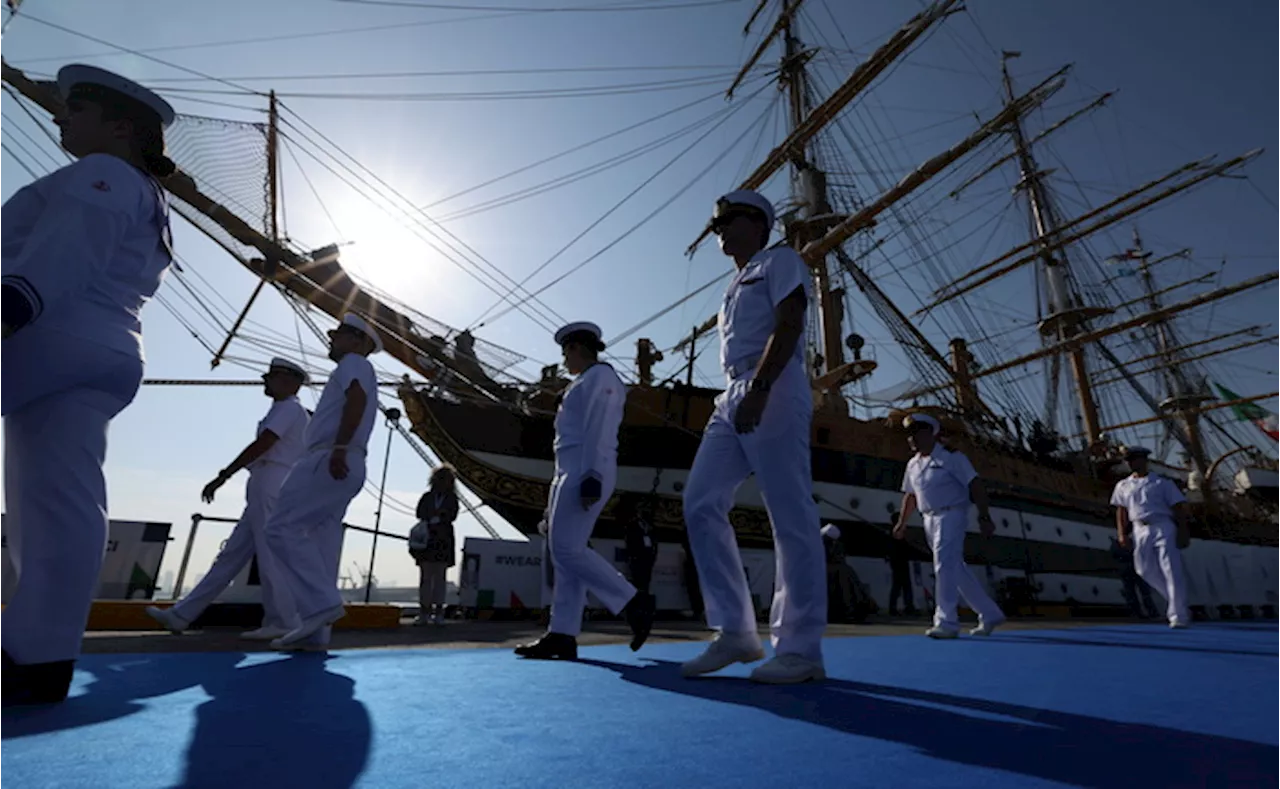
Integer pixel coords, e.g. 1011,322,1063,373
242,626,292,641
146,606,189,634
749,654,826,684
925,625,959,639
270,605,346,649
1169,620,1190,629
969,617,1006,636
680,632,765,678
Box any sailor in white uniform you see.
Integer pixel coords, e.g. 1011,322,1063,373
1110,446,1191,628
894,413,1006,638
680,190,827,685
263,314,383,650
145,358,311,639
1,65,176,705
515,322,654,660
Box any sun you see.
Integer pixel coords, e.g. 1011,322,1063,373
319,196,464,303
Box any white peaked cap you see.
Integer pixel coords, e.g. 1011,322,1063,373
715,189,776,228
820,523,841,540
554,321,603,346
902,413,941,436
268,357,308,382
342,313,384,354
57,64,176,128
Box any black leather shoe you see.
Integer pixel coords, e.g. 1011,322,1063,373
2,650,74,706
514,632,578,660
623,592,655,651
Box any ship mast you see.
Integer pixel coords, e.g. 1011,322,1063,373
1000,52,1104,452
1129,228,1212,472
778,14,844,378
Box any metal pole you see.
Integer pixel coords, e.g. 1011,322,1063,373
172,514,202,601
365,408,401,602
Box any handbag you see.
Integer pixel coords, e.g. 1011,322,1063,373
408,520,430,558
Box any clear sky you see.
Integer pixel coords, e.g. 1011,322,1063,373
2,0,1276,592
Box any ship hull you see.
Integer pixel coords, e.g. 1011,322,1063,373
399,387,1279,613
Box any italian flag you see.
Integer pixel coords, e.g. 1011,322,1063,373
1213,383,1279,441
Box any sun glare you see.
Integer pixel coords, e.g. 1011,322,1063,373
323,197,462,302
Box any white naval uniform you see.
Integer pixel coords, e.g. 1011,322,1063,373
901,445,1004,632
546,362,637,636
1,153,172,664
170,397,309,629
682,244,827,663
263,353,378,642
1110,473,1189,625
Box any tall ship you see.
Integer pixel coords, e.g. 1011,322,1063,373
3,0,1275,616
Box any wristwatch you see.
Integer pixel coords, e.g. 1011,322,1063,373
749,377,771,394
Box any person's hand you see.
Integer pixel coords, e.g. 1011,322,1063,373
580,475,602,510
201,474,227,504
329,448,349,480
734,388,769,434
1118,532,1130,550
892,520,907,540
978,512,995,537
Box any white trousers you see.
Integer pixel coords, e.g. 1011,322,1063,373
1132,521,1189,625
924,508,1003,630
682,364,827,663
263,449,363,625
2,328,143,664
547,450,636,637
171,464,299,630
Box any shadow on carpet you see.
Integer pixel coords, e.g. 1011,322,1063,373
577,656,1274,788
2,651,371,788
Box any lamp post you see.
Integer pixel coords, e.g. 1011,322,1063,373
365,407,401,603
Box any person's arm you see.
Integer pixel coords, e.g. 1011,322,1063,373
416,493,431,521
577,367,625,508
444,492,460,525
201,432,280,503
893,494,917,539
329,369,369,480
1115,507,1132,548
1109,483,1131,547
751,287,808,388
3,156,148,339
948,452,993,535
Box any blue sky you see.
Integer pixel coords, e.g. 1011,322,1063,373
2,0,1276,591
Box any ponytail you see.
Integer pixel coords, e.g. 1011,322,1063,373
134,121,176,179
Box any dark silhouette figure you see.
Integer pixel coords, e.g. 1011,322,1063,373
887,509,917,616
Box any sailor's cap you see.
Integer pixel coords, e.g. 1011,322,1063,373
57,64,176,129
714,189,775,229
267,357,308,382
1123,446,1152,459
338,313,384,354
820,523,841,540
902,413,941,435
555,321,604,348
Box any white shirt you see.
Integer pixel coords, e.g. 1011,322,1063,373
553,362,626,481
718,244,811,377
901,445,978,514
252,396,309,470
304,353,379,454
1,153,172,360
1110,473,1185,526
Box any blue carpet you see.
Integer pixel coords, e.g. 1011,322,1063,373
2,624,1275,789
